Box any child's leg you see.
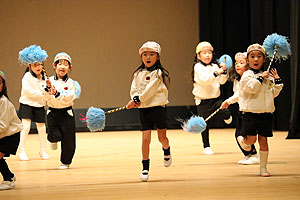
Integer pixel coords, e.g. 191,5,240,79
47,111,62,150
140,130,151,181
18,119,31,161
258,135,270,177
36,123,50,159
157,129,172,167
0,156,14,181
142,130,151,160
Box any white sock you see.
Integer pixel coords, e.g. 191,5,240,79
18,119,31,152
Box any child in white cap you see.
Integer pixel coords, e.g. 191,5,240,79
45,52,77,169
18,45,50,161
237,43,283,177
221,52,259,165
126,41,171,181
192,41,232,155
0,70,23,190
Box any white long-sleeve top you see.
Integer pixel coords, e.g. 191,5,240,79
0,96,23,139
46,76,76,109
238,69,283,113
225,79,239,105
19,72,48,107
192,62,227,104
130,68,168,108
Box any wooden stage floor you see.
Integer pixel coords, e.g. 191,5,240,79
1,129,300,200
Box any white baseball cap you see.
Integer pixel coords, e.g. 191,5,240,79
139,41,161,55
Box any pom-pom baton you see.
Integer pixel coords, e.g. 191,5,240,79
80,106,127,132
181,107,221,134
263,33,291,71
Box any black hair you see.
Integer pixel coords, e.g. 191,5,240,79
191,52,219,83
133,58,170,89
0,76,8,98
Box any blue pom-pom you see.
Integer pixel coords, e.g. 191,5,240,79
86,107,106,132
182,116,207,134
73,81,81,99
263,33,291,61
18,45,48,64
218,54,233,69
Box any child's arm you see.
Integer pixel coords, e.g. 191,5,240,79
239,70,263,94
22,74,46,99
270,68,284,97
133,70,163,104
194,63,219,84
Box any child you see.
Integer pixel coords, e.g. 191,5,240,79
221,52,259,165
46,52,77,170
18,45,50,161
0,71,23,190
237,44,283,177
126,41,171,181
192,41,232,155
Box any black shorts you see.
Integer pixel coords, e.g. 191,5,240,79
18,103,46,123
0,132,20,157
241,112,273,137
138,106,168,131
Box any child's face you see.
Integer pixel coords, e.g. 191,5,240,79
141,51,159,68
197,50,213,65
0,77,3,92
235,58,248,76
247,51,265,70
54,59,71,78
29,62,43,75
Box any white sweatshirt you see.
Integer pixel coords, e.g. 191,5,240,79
192,62,227,104
0,96,23,139
238,69,283,113
225,79,239,105
130,68,168,108
19,71,48,107
46,76,76,109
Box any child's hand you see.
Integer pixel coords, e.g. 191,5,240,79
270,68,280,79
126,100,140,109
262,71,269,78
46,79,52,88
218,63,226,74
49,85,57,95
220,101,230,109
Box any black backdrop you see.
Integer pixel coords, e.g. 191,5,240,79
198,0,299,138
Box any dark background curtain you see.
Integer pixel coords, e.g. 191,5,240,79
287,0,300,139
198,0,298,136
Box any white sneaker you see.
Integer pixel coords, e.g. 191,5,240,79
260,168,270,177
249,155,260,164
49,142,58,150
237,136,251,151
140,170,149,181
40,152,50,160
203,147,214,155
18,151,29,161
0,176,16,190
237,155,251,164
224,116,232,124
58,163,70,170
164,155,172,167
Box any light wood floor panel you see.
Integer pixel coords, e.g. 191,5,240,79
1,129,299,200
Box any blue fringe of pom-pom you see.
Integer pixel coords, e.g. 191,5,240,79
263,33,291,61
182,116,207,134
218,54,233,69
73,81,81,99
19,45,48,64
86,107,106,132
